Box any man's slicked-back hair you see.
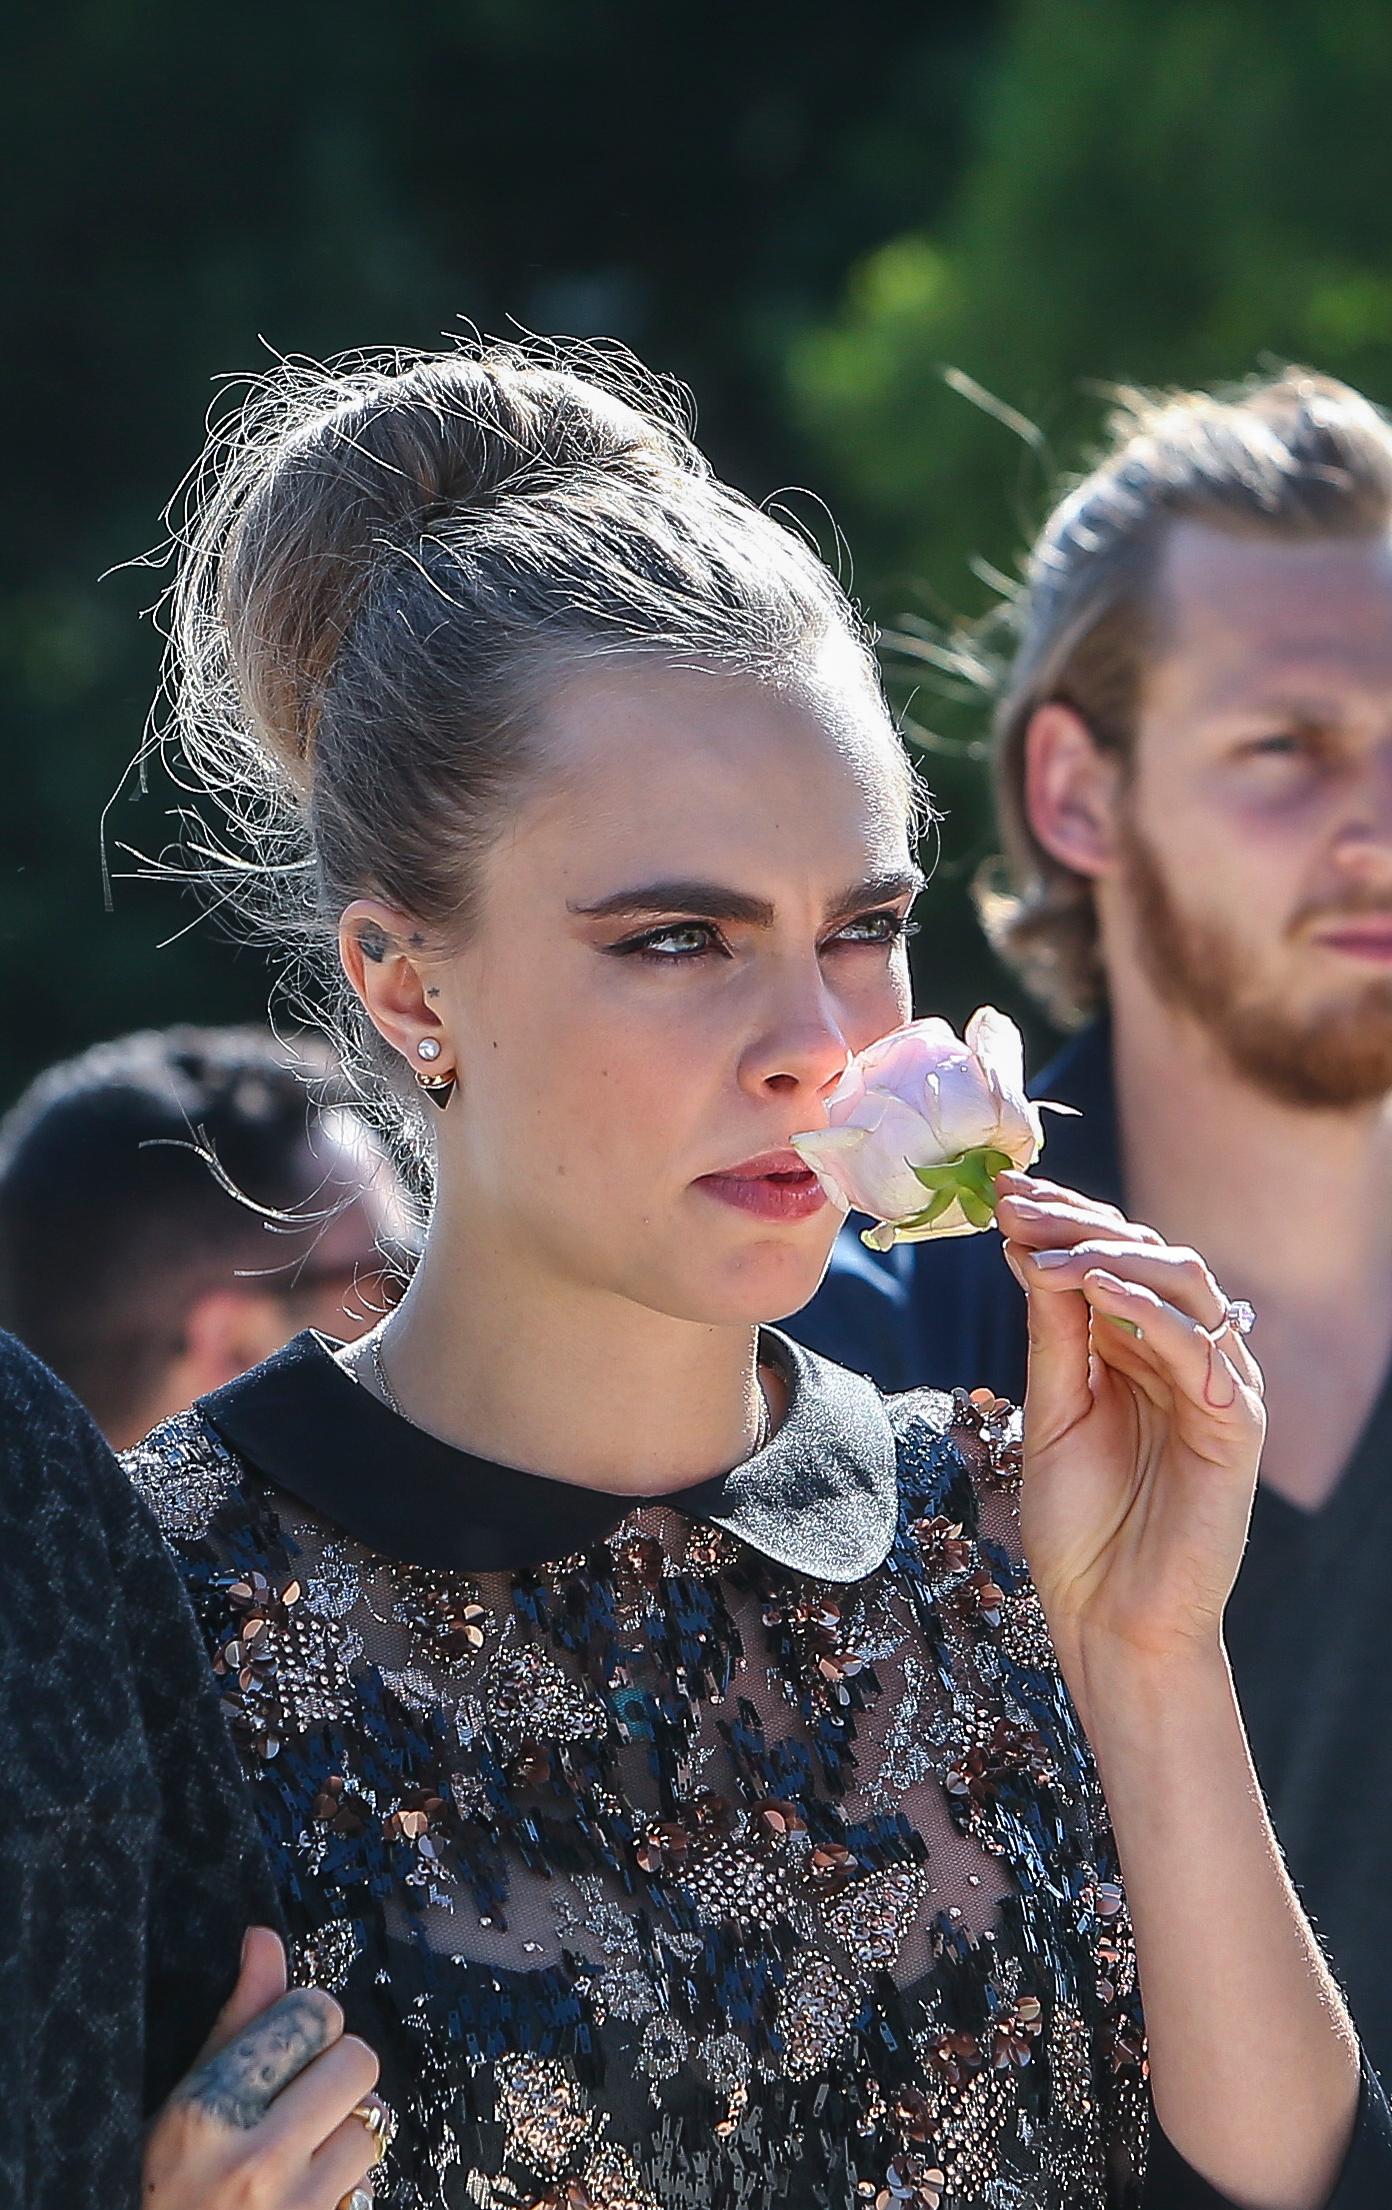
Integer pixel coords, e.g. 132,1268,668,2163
0,1026,348,1434
976,368,1392,1025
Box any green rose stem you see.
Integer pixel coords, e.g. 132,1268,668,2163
860,1144,1015,1247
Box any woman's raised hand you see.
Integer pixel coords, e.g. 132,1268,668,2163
142,1926,385,2210
995,1170,1266,1709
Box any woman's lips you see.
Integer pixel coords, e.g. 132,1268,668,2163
694,1157,830,1221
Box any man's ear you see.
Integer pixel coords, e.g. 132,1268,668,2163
339,898,449,1069
1023,703,1122,880
179,1286,288,1398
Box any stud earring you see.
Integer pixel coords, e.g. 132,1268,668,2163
413,1036,455,1111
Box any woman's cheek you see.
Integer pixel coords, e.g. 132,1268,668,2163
842,967,912,1056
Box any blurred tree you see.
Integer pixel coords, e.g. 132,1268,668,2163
0,0,996,1101
788,0,1392,1048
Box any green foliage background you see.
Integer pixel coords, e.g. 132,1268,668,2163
6,0,1392,1103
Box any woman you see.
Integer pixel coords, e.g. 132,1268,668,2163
126,342,1388,2209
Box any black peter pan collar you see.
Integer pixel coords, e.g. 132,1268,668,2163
198,1327,901,1583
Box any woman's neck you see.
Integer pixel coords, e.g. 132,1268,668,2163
352,1206,777,1495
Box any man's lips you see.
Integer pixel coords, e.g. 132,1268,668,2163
694,1148,829,1220
1312,918,1392,961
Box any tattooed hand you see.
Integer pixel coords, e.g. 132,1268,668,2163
142,1926,383,2209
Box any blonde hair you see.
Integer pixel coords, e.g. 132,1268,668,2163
976,369,1392,1025
156,337,916,1168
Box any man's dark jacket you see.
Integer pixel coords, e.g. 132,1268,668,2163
0,1332,281,2208
793,1021,1392,2090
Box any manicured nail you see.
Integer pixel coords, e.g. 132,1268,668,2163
1031,1247,1076,1268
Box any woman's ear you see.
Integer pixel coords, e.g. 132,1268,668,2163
339,899,450,1071
1023,703,1122,880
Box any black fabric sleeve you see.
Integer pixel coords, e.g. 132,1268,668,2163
1143,2063,1392,2207
102,1452,287,2114
0,1333,282,2210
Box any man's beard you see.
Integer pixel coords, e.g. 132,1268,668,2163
1114,812,1392,1109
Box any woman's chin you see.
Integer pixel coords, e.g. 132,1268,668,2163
707,1241,843,1328
618,1209,844,1328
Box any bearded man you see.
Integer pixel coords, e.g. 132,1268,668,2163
793,367,1392,2085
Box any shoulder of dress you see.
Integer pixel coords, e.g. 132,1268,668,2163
884,1385,1026,1533
883,1383,959,1441
121,1408,254,1548
885,1383,1023,1448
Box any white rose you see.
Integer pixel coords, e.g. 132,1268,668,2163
791,1007,1074,1249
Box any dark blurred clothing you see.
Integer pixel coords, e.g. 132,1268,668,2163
0,1331,281,2209
792,1023,1392,2088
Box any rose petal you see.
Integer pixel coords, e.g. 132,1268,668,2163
965,1006,1026,1100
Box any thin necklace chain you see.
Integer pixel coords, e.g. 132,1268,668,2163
369,1328,403,1416
369,1328,773,1458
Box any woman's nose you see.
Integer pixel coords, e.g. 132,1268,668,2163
741,977,852,1101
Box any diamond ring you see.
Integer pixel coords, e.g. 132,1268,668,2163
1202,1297,1256,1343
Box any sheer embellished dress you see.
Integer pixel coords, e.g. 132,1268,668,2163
125,1330,1389,2209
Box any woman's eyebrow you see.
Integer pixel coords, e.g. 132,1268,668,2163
568,867,925,928
825,866,926,919
569,882,776,925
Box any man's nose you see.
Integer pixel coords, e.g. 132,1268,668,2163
1331,743,1392,878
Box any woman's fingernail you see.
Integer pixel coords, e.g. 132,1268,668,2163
1031,1247,1076,1269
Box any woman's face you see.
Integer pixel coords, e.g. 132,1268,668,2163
424,648,920,1325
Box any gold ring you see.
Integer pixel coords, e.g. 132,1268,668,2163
350,2098,395,2166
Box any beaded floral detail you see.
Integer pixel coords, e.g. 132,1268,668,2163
127,1384,1150,2209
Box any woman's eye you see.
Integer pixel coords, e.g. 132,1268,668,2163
621,922,725,962
831,912,921,948
611,911,919,964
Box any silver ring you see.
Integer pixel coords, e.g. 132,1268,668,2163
1203,1297,1256,1343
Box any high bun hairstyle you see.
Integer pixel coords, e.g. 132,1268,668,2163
158,337,907,1161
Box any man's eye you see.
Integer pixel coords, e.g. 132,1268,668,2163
1246,732,1313,759
831,912,922,947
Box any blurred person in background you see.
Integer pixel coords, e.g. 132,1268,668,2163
794,368,1392,2084
0,1024,411,1446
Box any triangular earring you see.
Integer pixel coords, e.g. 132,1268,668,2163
415,1069,456,1111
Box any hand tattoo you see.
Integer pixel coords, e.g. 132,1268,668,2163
176,1989,337,2130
